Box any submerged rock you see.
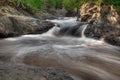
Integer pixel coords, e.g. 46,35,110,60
58,23,87,37
0,16,54,38
0,61,73,80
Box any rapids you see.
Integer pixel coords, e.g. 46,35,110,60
0,17,120,80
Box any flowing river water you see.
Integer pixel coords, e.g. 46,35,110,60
0,17,120,80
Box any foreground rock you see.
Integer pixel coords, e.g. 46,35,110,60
0,16,54,38
0,61,73,80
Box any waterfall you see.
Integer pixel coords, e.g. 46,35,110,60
81,24,88,38
46,17,89,37
41,24,60,37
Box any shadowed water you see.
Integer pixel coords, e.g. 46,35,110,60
0,18,120,80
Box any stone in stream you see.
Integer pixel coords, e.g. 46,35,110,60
0,61,73,80
0,16,54,38
58,23,88,37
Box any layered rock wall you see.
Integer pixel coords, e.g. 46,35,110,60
79,3,120,26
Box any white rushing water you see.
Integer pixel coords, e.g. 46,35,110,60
0,17,120,80
47,17,80,27
81,24,88,38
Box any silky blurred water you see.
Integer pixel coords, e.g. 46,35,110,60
0,17,120,80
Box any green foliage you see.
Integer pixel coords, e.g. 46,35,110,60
10,0,42,8
107,0,120,11
10,0,64,10
63,0,120,12
55,0,63,9
88,0,103,5
5,0,120,12
63,0,86,12
63,0,75,11
46,0,56,8
44,0,63,9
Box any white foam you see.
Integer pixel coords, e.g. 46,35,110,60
81,24,88,38
5,37,19,41
41,25,60,37
53,44,87,49
47,17,79,27
21,34,40,38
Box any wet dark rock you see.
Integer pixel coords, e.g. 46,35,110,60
85,24,120,46
0,16,54,38
58,23,87,37
0,61,73,80
105,36,120,46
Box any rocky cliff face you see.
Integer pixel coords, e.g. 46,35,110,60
78,3,120,26
78,3,120,46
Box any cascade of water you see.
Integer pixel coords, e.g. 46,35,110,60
81,24,88,38
47,17,79,27
41,24,60,37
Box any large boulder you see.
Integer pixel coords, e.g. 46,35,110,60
0,16,54,38
0,5,55,38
